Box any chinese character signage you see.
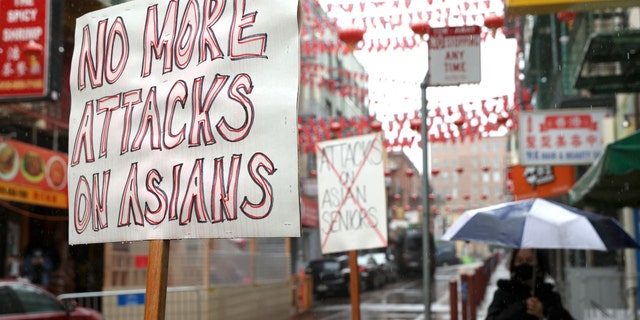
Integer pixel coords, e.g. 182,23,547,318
68,0,300,244
518,109,610,165
0,0,50,99
428,26,481,86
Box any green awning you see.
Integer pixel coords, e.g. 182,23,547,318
569,130,640,207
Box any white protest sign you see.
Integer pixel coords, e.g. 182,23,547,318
316,133,388,254
68,0,300,244
518,109,610,166
428,26,481,86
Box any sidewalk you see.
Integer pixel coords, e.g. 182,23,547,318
474,256,510,320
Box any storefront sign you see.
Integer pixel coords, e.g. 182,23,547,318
0,0,50,99
68,0,300,244
510,165,575,200
518,109,609,165
506,0,638,16
0,138,67,208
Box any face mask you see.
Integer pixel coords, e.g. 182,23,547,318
513,264,534,281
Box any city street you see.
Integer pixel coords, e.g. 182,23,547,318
294,264,475,320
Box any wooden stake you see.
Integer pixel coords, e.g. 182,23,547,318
144,240,170,320
349,250,361,320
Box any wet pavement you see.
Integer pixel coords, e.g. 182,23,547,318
291,259,510,320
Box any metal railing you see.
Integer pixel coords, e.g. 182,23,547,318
58,286,202,320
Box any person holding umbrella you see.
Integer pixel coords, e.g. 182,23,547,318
486,248,573,320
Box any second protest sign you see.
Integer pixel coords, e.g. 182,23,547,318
316,133,388,254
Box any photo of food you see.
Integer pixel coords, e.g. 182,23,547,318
0,142,19,180
20,151,45,183
46,156,67,190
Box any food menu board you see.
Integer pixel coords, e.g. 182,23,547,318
0,138,67,208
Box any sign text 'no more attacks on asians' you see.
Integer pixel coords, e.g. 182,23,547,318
68,0,300,245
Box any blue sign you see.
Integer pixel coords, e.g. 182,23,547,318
117,293,145,306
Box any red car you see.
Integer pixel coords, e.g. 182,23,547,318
0,280,103,320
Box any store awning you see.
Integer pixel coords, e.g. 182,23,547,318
574,30,640,94
569,131,640,207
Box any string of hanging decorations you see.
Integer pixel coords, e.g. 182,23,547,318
302,0,508,54
298,94,523,154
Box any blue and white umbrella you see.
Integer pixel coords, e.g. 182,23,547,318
441,198,640,251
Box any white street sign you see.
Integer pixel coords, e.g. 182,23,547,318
428,26,481,86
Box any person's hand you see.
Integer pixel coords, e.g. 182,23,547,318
526,297,545,319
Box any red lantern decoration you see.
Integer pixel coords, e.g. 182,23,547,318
431,168,440,176
446,195,452,201
409,20,431,40
338,27,366,52
428,193,436,201
484,14,505,38
405,169,415,177
430,205,438,214
370,120,383,131
482,166,490,172
409,117,421,131
410,193,419,201
463,194,470,200
404,204,411,211
416,205,423,212
557,12,577,30
497,114,509,126
456,167,464,174
309,170,317,178
384,168,392,177
481,194,488,200
393,193,401,201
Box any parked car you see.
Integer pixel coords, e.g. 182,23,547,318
435,241,462,266
368,252,398,283
395,228,436,278
356,254,386,289
305,258,349,298
0,279,103,319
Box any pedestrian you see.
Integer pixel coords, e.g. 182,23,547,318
485,248,573,320
22,247,53,287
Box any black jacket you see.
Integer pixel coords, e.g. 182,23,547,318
486,278,573,320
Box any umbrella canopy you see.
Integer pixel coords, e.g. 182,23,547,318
569,130,640,207
441,198,640,251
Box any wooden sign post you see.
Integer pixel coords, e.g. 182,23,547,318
348,250,361,320
144,240,170,320
316,134,388,320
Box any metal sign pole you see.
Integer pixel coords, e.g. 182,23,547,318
420,72,432,319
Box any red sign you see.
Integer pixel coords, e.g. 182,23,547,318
510,165,575,200
0,138,67,208
0,0,49,99
300,196,319,228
